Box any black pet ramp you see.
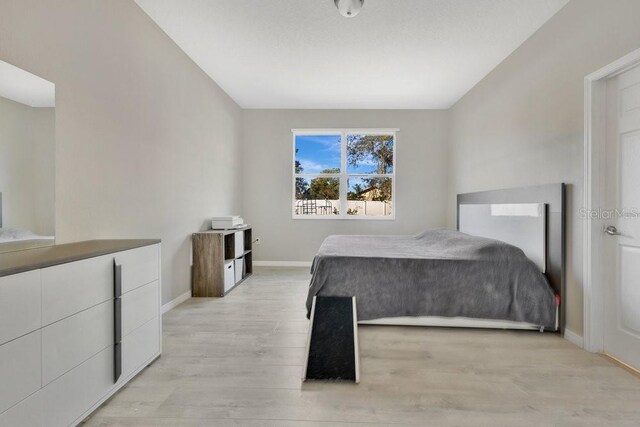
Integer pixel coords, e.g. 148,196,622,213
302,296,360,383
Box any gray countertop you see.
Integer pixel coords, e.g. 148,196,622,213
0,239,161,278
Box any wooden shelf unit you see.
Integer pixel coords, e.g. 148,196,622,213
192,226,253,297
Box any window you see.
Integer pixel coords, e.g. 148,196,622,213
293,129,396,219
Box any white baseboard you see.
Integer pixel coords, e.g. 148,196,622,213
162,290,191,314
253,261,312,268
564,328,584,348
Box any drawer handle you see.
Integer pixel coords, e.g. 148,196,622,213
114,298,122,344
114,262,122,298
113,260,122,383
114,342,122,384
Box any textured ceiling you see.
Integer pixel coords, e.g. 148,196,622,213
135,0,568,109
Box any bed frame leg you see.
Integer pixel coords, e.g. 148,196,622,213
539,326,545,333
302,296,360,383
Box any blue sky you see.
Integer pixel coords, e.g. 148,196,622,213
295,134,341,173
295,134,385,174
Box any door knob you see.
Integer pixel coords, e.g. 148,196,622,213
604,225,621,236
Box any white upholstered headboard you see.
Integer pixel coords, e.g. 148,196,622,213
458,203,547,273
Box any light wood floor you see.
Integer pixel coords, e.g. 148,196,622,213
85,267,640,426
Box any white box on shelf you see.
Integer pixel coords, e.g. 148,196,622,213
234,231,244,258
212,216,241,221
211,216,244,229
234,258,244,284
224,261,235,293
211,222,244,229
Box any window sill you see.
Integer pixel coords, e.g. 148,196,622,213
292,215,396,221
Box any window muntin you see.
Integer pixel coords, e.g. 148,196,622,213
293,130,396,219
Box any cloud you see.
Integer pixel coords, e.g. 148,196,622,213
299,159,328,174
298,135,341,153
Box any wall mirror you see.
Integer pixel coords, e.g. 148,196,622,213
0,59,55,253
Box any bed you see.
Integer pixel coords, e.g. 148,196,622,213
305,183,566,332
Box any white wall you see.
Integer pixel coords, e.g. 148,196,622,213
242,109,449,262
0,0,243,304
447,0,640,335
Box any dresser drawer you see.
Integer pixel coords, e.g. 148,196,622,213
41,300,113,386
114,244,159,294
122,280,159,337
41,254,113,326
121,318,160,380
0,331,42,414
41,345,115,427
0,270,41,346
0,389,43,427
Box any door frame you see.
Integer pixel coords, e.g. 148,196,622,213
583,48,640,352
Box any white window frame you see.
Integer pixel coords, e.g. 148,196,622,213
292,128,398,220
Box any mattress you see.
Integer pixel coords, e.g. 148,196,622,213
306,229,558,329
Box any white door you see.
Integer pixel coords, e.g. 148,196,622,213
603,63,640,370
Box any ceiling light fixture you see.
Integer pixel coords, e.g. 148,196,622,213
334,0,364,18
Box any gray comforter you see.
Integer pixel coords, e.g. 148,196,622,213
306,229,557,328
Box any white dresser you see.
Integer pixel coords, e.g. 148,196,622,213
0,240,162,427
